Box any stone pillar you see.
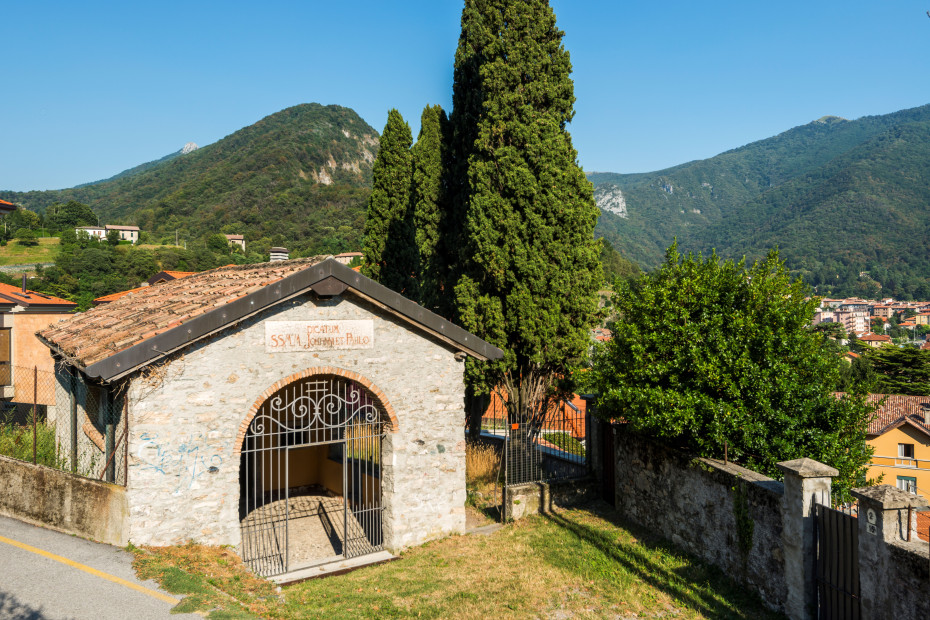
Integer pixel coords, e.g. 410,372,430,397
850,485,929,620
776,458,837,620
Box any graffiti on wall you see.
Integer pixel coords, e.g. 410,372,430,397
137,432,224,494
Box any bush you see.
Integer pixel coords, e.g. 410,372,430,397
15,228,37,246
591,244,875,500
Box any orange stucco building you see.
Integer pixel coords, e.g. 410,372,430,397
0,282,76,406
865,394,930,500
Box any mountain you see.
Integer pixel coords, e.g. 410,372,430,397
0,104,379,257
591,103,930,298
73,143,199,188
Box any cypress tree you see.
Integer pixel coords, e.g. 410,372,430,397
411,104,450,313
451,1,602,430
361,109,417,293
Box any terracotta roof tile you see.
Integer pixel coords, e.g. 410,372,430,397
93,285,149,305
862,393,930,436
0,282,75,308
40,257,327,369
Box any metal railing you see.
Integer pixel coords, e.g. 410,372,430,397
474,387,590,486
870,455,930,471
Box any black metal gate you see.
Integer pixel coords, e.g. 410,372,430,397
815,503,860,619
239,376,385,577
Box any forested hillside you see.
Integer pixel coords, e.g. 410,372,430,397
0,104,379,258
591,104,930,298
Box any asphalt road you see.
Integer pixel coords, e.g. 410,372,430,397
0,515,200,620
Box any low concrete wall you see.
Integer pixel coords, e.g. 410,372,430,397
0,455,128,546
613,425,789,614
504,477,597,521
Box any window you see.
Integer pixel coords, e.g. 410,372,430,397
897,476,917,494
898,443,915,459
0,328,10,386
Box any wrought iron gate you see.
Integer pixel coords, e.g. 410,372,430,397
815,503,860,619
239,376,385,577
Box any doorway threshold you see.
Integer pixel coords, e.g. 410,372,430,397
272,551,396,585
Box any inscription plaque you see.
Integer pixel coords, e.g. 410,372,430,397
265,320,374,352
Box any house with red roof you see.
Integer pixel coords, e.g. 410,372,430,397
858,332,892,348
0,281,75,405
0,199,16,213
865,394,930,505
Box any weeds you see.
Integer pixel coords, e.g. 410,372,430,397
0,416,67,469
465,441,499,485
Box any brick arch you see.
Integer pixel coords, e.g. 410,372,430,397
234,366,398,457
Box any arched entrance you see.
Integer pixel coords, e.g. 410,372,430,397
238,373,388,577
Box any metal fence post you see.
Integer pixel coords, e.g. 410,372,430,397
104,387,115,482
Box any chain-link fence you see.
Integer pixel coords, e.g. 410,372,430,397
0,363,127,485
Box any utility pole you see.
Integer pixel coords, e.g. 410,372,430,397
175,229,178,246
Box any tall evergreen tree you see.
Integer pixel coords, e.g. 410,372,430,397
361,109,416,293
450,1,602,431
411,104,450,313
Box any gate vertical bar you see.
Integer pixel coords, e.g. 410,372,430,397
343,384,348,559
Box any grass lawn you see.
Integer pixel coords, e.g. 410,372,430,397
0,237,60,266
131,504,785,619
542,432,586,457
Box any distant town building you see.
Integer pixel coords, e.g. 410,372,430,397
105,225,140,243
859,333,892,348
834,310,870,335
225,234,246,252
76,224,140,243
270,247,289,262
333,251,363,265
76,225,106,240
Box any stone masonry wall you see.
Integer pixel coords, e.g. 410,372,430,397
613,425,789,613
124,292,467,551
887,540,930,619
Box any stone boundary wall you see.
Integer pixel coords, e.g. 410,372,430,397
612,425,789,614
0,455,128,545
503,477,598,521
887,541,930,618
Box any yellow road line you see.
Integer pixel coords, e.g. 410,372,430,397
0,534,179,606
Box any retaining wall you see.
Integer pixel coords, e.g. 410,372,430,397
0,454,128,545
612,425,790,613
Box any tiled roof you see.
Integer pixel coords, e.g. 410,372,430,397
147,270,196,285
0,282,76,308
39,257,504,380
224,234,244,241
93,285,149,305
859,333,891,342
41,258,327,370
0,199,15,210
105,224,139,231
864,393,930,436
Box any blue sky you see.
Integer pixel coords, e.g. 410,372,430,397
2,1,929,191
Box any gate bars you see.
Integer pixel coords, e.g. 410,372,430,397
814,496,861,619
239,376,386,577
